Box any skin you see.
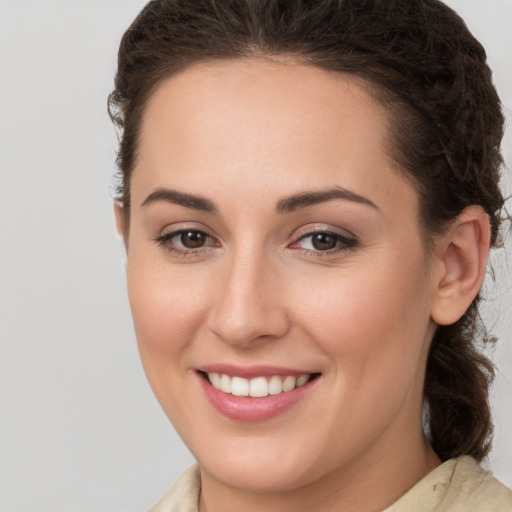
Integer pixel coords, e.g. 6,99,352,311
116,59,490,512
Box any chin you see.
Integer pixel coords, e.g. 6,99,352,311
185,425,337,493
199,452,322,492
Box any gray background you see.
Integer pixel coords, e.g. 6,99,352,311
0,1,510,510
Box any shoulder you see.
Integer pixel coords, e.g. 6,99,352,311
147,465,201,512
443,456,512,511
386,456,512,512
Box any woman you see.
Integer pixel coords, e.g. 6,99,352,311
108,0,512,510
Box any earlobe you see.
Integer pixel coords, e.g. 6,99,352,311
114,200,126,238
430,206,491,326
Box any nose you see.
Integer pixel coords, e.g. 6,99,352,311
207,250,290,349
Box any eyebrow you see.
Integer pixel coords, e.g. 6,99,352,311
141,188,217,213
275,186,379,214
141,185,378,214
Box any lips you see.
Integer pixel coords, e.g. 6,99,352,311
197,365,320,421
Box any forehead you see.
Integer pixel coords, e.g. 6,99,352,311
140,58,388,146
132,58,417,222
138,60,387,167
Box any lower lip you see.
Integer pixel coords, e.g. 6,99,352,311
198,374,318,421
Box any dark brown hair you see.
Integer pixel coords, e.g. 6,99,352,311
108,0,505,461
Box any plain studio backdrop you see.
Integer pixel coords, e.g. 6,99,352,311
0,1,510,511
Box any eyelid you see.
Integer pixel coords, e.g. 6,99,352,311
288,224,358,255
291,223,356,241
156,221,217,238
154,224,221,256
153,222,357,257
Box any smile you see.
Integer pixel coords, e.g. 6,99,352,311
206,372,314,397
198,368,321,421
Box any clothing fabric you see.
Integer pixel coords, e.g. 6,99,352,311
147,456,512,512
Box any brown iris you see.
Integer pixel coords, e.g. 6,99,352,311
180,231,207,248
311,233,338,251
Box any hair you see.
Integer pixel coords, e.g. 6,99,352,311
108,0,505,462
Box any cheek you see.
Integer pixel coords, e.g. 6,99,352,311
125,256,216,428
294,250,432,397
125,250,212,377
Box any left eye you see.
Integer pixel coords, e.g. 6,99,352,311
294,231,355,252
177,230,208,249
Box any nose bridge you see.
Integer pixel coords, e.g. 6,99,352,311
208,241,288,347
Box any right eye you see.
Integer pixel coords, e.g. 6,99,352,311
154,229,219,256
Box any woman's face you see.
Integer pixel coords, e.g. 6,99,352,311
124,60,439,492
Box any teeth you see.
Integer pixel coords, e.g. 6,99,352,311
231,376,249,396
268,375,283,395
220,374,231,394
206,372,313,397
282,376,296,392
296,375,309,387
209,372,221,390
249,377,268,397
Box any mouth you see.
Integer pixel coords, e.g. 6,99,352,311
199,371,321,398
197,368,321,421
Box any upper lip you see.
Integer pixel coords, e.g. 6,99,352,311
198,364,319,379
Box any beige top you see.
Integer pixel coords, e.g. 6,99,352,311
148,456,512,512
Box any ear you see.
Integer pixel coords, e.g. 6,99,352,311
430,206,491,326
113,200,128,246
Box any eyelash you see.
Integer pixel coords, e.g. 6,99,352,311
292,230,357,256
154,229,218,256
154,228,357,258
